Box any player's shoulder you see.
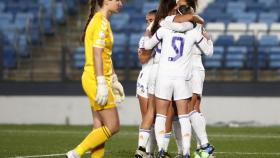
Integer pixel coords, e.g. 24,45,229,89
91,12,108,26
158,26,172,33
188,24,201,34
164,15,176,22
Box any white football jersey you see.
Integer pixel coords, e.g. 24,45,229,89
144,27,212,80
191,24,213,70
153,43,162,64
138,36,154,69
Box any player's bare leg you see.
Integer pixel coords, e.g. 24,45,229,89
138,95,149,120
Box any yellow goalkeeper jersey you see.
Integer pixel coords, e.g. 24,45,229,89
84,11,114,78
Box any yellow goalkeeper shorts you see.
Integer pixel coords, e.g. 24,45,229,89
82,71,116,111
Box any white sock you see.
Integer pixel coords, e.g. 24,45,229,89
190,111,209,147
179,114,192,156
173,116,183,155
155,114,167,152
146,125,156,154
163,132,172,152
138,129,151,148
193,128,201,149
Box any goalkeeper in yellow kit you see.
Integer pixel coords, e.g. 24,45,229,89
66,0,125,158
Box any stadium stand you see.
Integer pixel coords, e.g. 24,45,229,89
1,0,280,82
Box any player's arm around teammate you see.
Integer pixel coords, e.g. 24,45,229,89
66,0,123,158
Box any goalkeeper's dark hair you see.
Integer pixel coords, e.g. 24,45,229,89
81,0,104,42
187,0,198,12
151,0,176,35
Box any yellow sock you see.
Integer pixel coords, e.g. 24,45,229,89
75,126,111,156
91,143,105,158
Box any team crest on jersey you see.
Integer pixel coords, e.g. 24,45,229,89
99,31,105,39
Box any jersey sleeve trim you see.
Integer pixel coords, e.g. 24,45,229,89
155,32,160,41
197,37,204,44
93,45,105,49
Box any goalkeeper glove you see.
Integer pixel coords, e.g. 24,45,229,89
112,74,125,104
95,76,109,106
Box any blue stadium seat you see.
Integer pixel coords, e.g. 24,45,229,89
73,47,85,69
129,33,143,46
259,12,279,25
15,13,33,32
246,3,266,13
113,45,126,54
268,47,280,69
270,3,280,14
0,13,13,24
39,0,54,16
55,2,66,25
247,47,268,69
201,9,229,23
18,34,29,57
114,33,128,46
215,35,235,46
258,0,276,7
26,4,41,15
204,60,223,69
128,14,146,31
206,2,226,12
112,53,125,69
142,2,158,14
5,2,21,16
235,12,257,24
111,13,130,31
2,46,16,69
204,47,224,69
2,30,18,47
236,35,256,46
129,52,139,69
66,0,78,15
259,35,279,46
30,18,42,45
0,2,5,12
225,46,247,69
226,2,246,14
42,15,55,35
122,4,141,14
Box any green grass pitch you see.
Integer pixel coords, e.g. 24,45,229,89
0,125,280,158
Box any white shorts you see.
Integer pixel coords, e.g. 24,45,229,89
191,69,205,95
147,63,159,95
136,65,152,98
155,77,192,101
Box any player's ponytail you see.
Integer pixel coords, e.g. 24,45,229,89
82,0,104,42
151,0,176,35
187,0,198,12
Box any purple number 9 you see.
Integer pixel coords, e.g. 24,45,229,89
169,36,184,62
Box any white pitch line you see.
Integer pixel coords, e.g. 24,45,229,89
2,129,280,139
10,153,65,158
9,151,280,158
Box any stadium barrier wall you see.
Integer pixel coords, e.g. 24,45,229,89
0,96,280,126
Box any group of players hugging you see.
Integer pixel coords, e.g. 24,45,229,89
135,0,215,158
